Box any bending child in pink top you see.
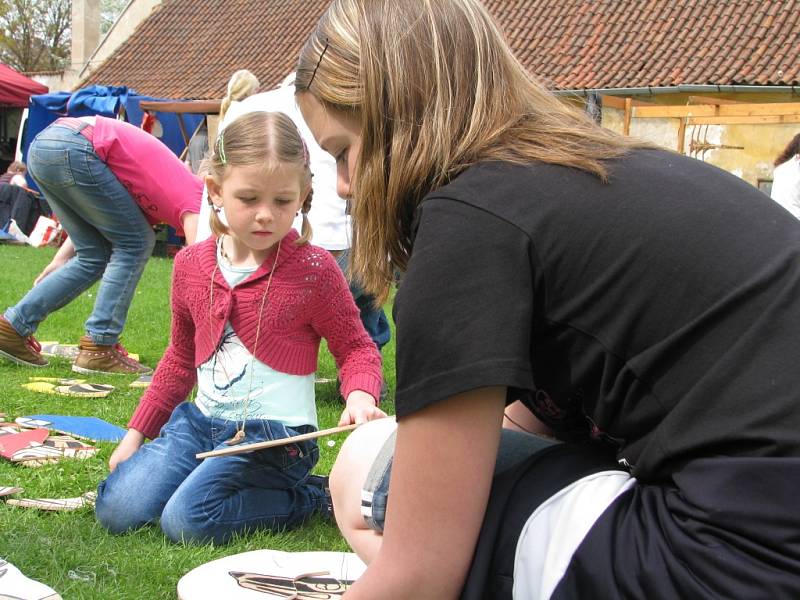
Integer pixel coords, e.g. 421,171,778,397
95,111,386,545
0,116,202,374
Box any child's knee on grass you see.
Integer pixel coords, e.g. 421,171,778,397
330,418,396,547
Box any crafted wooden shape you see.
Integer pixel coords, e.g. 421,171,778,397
197,423,360,459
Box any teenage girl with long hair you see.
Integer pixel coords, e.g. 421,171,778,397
95,111,385,545
295,0,800,598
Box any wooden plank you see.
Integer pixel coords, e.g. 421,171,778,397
687,95,744,105
676,118,686,153
686,115,800,125
600,95,654,110
623,97,632,135
633,105,716,118
196,423,361,459
139,99,221,114
176,114,189,148
179,118,206,162
634,102,800,119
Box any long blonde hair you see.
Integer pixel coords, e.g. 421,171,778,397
296,0,649,298
205,111,313,244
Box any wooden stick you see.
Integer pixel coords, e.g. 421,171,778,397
196,423,360,459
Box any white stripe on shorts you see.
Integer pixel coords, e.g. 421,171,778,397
513,470,636,600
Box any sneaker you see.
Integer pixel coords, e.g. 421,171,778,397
307,474,334,522
0,317,48,367
0,558,62,599
72,336,152,375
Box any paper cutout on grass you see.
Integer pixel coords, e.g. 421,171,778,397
0,428,50,459
129,373,152,388
0,424,96,466
39,341,139,361
16,415,126,442
42,435,97,459
5,491,96,512
177,550,366,600
28,377,86,386
38,342,80,360
0,485,23,497
230,570,353,598
22,381,115,398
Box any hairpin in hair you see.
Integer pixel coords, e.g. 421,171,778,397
216,132,227,165
308,38,330,88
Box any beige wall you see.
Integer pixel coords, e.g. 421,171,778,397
600,92,800,189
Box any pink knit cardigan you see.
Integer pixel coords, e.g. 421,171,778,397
128,230,383,439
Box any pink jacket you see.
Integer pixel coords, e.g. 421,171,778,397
129,230,383,438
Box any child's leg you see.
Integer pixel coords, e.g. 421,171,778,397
62,147,155,346
5,129,111,337
330,417,558,563
330,417,397,562
95,403,209,534
160,419,326,545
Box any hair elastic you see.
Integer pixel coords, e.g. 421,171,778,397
216,132,227,165
301,138,310,166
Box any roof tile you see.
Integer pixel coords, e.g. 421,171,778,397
83,0,800,99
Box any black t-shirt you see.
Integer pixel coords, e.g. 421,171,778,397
394,149,800,480
393,150,800,595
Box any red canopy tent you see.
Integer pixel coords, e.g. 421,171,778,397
0,64,48,107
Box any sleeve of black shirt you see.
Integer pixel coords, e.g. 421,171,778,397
393,197,536,418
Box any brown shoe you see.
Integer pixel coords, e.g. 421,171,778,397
72,336,152,375
0,317,48,367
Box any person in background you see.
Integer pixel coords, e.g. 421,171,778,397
295,0,800,598
770,132,800,220
0,161,28,187
0,116,202,374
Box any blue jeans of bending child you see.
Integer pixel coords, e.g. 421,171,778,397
4,123,155,345
95,403,326,545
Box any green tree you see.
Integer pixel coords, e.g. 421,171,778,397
0,0,71,71
0,0,125,72
100,0,126,33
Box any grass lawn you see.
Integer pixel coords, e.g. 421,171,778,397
0,243,396,599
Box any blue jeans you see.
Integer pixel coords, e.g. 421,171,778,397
4,123,155,345
361,428,557,532
335,249,391,352
95,403,326,545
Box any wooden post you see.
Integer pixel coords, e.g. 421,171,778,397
623,97,632,136
676,118,686,154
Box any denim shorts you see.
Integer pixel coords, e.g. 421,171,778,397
361,427,557,532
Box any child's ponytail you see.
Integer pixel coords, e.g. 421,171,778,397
298,185,314,244
219,69,260,123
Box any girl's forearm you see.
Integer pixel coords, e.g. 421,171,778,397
346,388,506,599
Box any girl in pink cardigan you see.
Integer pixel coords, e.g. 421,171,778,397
95,111,386,545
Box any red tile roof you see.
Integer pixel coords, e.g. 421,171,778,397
82,0,331,99
82,0,800,100
488,0,800,89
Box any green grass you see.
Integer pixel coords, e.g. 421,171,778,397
0,243,396,599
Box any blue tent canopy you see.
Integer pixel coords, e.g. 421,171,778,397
21,85,203,191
